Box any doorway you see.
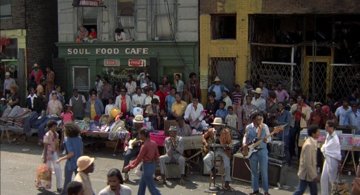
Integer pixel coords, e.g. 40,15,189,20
303,57,331,101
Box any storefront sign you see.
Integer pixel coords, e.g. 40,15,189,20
128,59,146,67
104,59,120,66
66,47,149,56
73,0,104,7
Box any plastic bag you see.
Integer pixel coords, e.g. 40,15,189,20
35,163,52,189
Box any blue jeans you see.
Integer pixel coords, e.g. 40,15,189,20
138,162,161,195
123,147,140,170
249,149,269,193
61,162,77,195
23,111,39,136
293,179,317,195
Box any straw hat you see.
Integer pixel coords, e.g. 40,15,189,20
77,156,95,172
252,88,262,94
5,72,10,76
141,83,148,89
314,102,322,107
213,76,221,82
168,126,178,132
133,114,144,123
211,117,224,126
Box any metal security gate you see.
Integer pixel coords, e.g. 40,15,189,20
331,64,360,100
209,57,236,90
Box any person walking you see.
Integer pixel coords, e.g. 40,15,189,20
124,129,161,195
42,120,62,193
57,123,84,194
98,168,132,195
74,156,95,195
293,125,320,195
320,120,341,195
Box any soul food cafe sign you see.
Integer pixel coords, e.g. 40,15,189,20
66,47,149,55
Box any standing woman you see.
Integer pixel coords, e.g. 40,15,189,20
85,90,104,121
124,129,161,195
57,123,84,194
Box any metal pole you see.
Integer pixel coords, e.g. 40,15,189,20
291,46,294,91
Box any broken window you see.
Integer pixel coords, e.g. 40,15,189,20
211,14,236,39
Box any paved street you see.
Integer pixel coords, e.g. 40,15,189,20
0,140,355,195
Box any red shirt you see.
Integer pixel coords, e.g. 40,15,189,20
155,90,167,110
128,139,159,169
120,95,127,114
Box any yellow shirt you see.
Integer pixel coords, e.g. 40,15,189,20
90,103,96,120
171,101,187,117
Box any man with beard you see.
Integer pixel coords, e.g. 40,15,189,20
98,168,132,195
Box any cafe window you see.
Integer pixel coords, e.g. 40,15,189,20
0,0,11,18
211,14,236,39
73,66,90,92
117,0,135,40
82,7,98,34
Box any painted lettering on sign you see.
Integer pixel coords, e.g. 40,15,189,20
66,48,149,55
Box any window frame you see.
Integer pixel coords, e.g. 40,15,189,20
72,66,90,92
211,14,237,40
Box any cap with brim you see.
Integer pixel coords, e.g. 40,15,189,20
77,156,95,172
5,72,10,76
211,117,224,125
314,102,322,107
133,114,144,123
0,98,5,101
252,88,262,94
213,76,221,82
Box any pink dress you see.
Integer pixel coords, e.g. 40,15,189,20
61,111,73,124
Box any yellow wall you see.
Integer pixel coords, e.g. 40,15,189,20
199,0,262,103
0,29,27,49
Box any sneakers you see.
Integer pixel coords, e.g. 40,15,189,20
124,172,129,182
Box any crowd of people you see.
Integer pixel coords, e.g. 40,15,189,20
1,64,360,195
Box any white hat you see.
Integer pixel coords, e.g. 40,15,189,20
211,117,224,126
252,88,262,94
5,72,10,76
213,76,221,82
133,114,144,123
132,107,144,116
0,98,5,101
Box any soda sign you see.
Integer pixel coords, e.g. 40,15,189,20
104,59,120,66
128,59,146,67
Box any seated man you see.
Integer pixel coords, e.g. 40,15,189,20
202,117,232,190
159,126,185,184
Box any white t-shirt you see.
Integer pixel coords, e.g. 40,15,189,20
98,185,132,195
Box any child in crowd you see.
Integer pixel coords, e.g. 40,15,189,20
104,97,115,116
57,123,84,194
215,101,228,121
42,120,62,193
0,98,6,116
225,106,238,131
145,98,160,130
61,104,74,124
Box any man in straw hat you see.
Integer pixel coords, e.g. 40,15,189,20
159,126,186,184
122,114,144,182
208,76,229,101
74,155,95,195
251,88,266,112
202,117,233,190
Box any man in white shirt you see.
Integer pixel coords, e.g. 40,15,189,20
349,101,360,134
144,88,160,106
251,88,266,112
321,120,342,195
184,97,204,130
98,168,132,195
115,88,132,114
132,87,146,108
125,75,137,96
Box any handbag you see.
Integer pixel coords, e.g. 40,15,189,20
35,163,52,189
332,172,350,195
352,164,360,195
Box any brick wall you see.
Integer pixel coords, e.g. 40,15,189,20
0,0,26,30
26,0,58,72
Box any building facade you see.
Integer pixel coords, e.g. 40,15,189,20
56,0,198,95
0,0,58,100
200,0,360,102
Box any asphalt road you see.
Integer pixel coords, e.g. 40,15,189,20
0,140,355,195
